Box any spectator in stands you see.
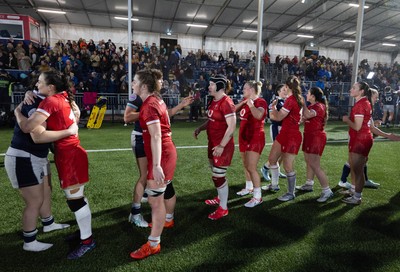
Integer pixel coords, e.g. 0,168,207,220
90,50,100,72
7,52,18,69
200,50,208,67
228,47,235,63
316,76,325,91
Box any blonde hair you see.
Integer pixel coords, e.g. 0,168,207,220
246,81,262,95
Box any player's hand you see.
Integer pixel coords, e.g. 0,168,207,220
153,165,165,184
181,96,194,107
212,145,224,157
67,122,79,136
388,133,400,141
342,115,350,123
193,128,200,139
246,98,254,108
24,90,36,105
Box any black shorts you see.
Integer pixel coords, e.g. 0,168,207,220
131,131,146,158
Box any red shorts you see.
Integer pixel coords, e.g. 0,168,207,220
146,141,177,181
239,131,265,154
208,141,234,167
276,130,302,155
349,136,373,157
302,132,326,156
55,145,89,189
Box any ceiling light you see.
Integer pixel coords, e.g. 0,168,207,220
297,34,314,38
114,16,139,21
166,30,172,36
343,39,355,43
301,0,305,3
385,35,395,39
349,3,369,8
382,43,396,47
37,9,66,14
243,29,257,33
186,23,208,28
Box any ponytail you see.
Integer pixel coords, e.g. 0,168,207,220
310,87,329,122
285,75,303,108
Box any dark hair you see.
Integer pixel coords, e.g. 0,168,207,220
357,81,372,105
285,75,303,107
275,84,285,96
246,80,262,95
41,69,74,105
310,87,329,122
135,68,162,96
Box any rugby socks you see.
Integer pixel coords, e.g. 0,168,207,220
306,179,314,186
364,165,369,181
322,186,332,194
41,215,54,226
245,180,253,190
148,235,160,247
270,165,279,187
42,215,70,233
23,229,53,252
131,203,142,220
217,184,229,210
354,192,362,200
23,229,38,243
341,163,350,182
74,199,92,241
287,172,296,195
166,213,174,222
253,187,262,199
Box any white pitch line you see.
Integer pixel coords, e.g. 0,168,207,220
0,138,390,156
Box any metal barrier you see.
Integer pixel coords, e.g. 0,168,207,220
11,92,182,123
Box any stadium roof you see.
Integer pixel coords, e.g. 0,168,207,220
1,0,400,53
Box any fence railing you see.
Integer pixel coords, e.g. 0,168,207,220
10,90,399,123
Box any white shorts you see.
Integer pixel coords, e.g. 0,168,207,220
383,104,395,113
5,147,49,189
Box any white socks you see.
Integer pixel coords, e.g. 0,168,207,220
43,222,70,233
245,180,253,190
217,184,229,210
74,200,92,240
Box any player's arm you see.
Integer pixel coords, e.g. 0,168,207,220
30,122,78,144
235,99,246,112
194,120,209,139
124,106,139,123
370,118,400,140
14,103,47,133
343,115,363,131
247,99,265,120
270,100,289,121
71,101,80,123
219,114,236,148
212,114,236,156
302,103,316,120
168,96,194,117
24,90,36,105
147,121,164,183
